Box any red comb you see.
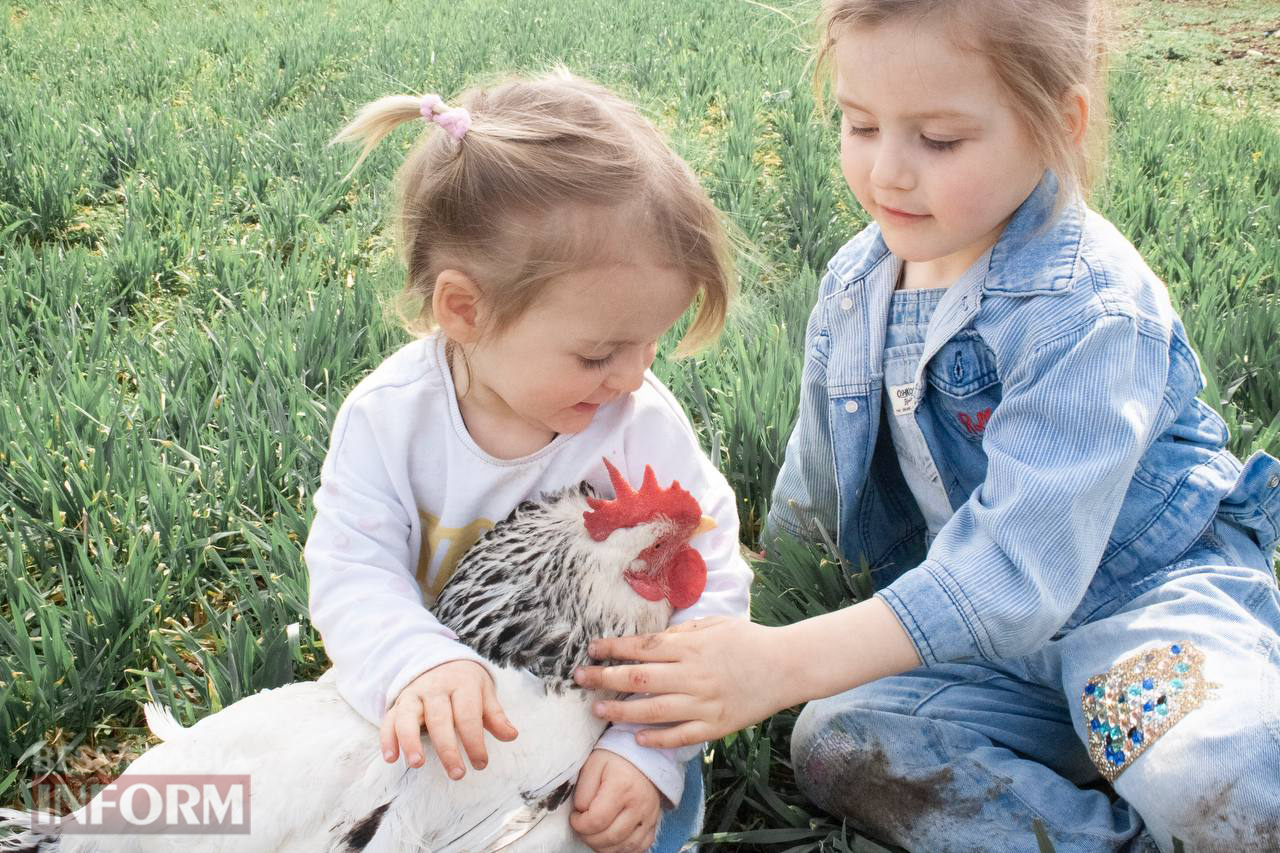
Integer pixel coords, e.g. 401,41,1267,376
583,458,702,541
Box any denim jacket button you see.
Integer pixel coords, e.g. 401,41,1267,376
840,297,853,311
845,400,859,413
1269,474,1280,489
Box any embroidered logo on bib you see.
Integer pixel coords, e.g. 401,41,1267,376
888,382,918,416
957,407,992,436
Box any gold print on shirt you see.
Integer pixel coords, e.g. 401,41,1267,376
417,511,495,600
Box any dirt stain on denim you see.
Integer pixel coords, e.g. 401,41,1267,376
810,741,985,845
1167,780,1280,853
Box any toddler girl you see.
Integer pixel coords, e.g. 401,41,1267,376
305,70,753,853
576,2,1280,850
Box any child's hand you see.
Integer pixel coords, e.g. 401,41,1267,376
379,659,518,780
574,616,787,748
577,601,921,747
569,749,661,853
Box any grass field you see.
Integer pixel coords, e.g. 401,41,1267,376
1,0,1277,848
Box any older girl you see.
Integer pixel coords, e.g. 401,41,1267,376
577,2,1280,850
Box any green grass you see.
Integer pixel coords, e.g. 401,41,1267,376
1,0,1277,849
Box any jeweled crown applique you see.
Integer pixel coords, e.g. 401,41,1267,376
1081,642,1215,782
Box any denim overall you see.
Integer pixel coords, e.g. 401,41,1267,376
770,173,1280,851
650,759,703,852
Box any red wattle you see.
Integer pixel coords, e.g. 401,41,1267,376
665,547,707,609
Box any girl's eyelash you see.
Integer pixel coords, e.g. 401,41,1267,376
846,124,961,152
923,136,961,152
578,353,615,370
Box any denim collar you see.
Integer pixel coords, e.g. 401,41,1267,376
828,171,1086,297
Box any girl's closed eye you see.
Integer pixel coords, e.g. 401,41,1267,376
922,135,962,152
847,124,877,138
577,352,615,370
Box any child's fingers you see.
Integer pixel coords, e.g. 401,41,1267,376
450,687,489,771
572,755,605,813
480,677,518,741
393,699,426,768
632,720,707,750
581,806,637,850
424,695,465,780
378,711,399,762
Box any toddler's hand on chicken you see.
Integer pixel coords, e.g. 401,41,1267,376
570,749,661,853
379,659,518,780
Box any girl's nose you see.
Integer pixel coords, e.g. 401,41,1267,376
604,343,653,394
869,140,914,191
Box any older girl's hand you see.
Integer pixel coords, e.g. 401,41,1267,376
572,617,797,748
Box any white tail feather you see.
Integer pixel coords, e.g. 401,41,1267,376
0,807,60,850
142,702,185,742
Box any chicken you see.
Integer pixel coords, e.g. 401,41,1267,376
0,458,712,853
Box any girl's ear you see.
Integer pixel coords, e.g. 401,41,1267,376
433,269,485,344
1063,83,1090,146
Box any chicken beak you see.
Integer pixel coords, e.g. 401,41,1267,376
694,515,716,535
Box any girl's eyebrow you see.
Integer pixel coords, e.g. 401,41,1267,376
836,95,976,122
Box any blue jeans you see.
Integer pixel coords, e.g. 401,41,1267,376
652,757,704,853
791,516,1280,852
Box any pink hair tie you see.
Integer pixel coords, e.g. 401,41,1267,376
419,93,471,142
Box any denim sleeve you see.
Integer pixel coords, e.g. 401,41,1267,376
764,283,839,549
878,312,1168,664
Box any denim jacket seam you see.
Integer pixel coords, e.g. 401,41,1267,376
1098,466,1195,568
1084,253,1173,348
923,559,997,660
1009,309,1141,390
879,587,938,664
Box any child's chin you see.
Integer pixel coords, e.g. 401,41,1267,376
878,230,942,262
556,407,598,433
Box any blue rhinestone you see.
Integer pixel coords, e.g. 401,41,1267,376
1131,730,1144,745
1171,644,1182,655
1143,701,1154,713
1128,685,1141,697
1172,679,1184,690
1174,662,1189,674
1142,678,1154,690
1117,693,1126,703
1111,726,1123,740
1158,705,1169,716
1091,718,1101,731
1085,683,1096,695
1111,750,1126,765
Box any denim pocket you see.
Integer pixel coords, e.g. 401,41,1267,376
1217,450,1280,558
923,334,1003,446
925,332,999,399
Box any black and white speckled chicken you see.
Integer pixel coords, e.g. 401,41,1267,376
0,459,713,853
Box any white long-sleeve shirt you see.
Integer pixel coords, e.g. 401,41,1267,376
304,333,754,806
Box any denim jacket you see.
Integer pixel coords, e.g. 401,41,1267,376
767,172,1280,667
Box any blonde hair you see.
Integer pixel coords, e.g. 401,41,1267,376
815,0,1110,206
330,69,733,356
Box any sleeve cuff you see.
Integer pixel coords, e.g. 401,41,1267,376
877,559,995,666
594,726,693,808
